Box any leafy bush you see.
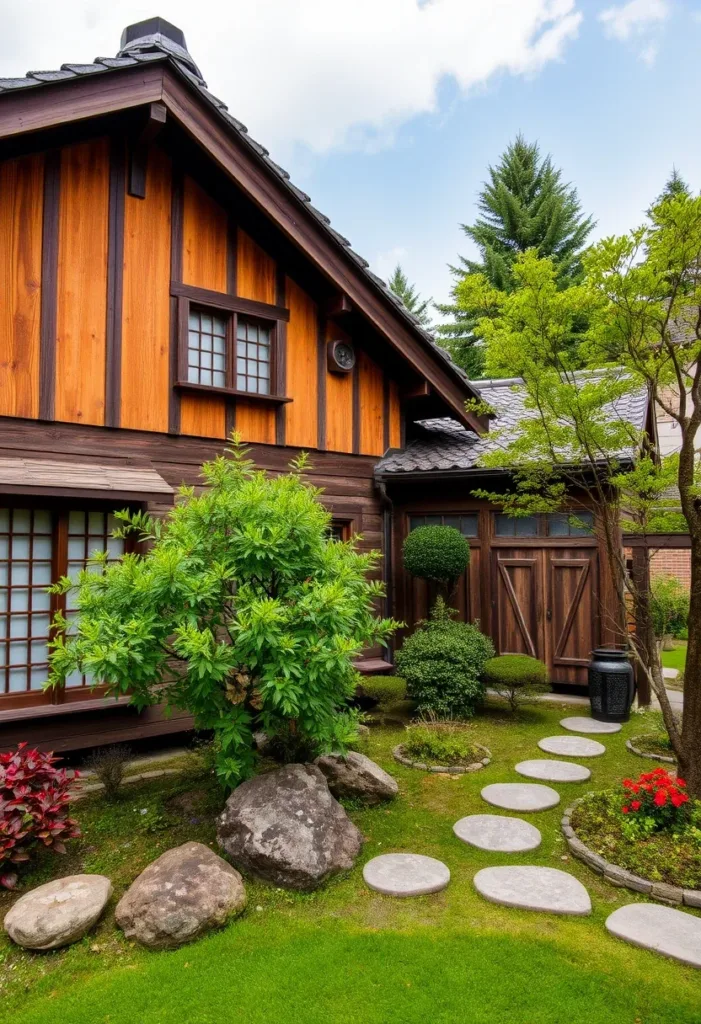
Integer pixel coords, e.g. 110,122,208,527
1,743,80,889
48,439,397,788
83,744,131,801
403,526,470,584
360,676,407,720
403,721,480,766
482,654,549,711
651,574,689,639
620,767,689,833
395,598,494,719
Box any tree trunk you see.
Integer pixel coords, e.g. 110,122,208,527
680,543,701,796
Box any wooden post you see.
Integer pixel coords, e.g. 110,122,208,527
631,546,652,707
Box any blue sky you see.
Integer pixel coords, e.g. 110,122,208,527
1,0,699,313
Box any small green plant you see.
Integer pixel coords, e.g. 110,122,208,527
403,526,470,586
651,574,689,640
403,721,480,767
482,654,548,711
360,675,407,721
83,744,132,801
395,598,494,719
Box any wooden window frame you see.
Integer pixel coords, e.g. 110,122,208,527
493,511,595,542
408,512,480,539
329,517,354,543
0,498,139,713
172,285,291,405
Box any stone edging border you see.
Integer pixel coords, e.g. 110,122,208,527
70,767,180,801
393,743,491,774
626,735,676,764
561,797,701,909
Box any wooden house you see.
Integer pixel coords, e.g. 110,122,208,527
0,19,644,752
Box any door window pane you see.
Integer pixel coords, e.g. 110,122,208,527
547,512,594,537
495,514,539,537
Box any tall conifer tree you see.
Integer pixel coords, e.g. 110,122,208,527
388,264,433,328
436,135,594,377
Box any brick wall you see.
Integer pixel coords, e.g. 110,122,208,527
650,548,691,588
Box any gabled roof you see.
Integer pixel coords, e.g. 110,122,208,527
0,18,483,431
376,373,650,477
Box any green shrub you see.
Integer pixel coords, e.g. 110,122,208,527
395,598,494,719
651,574,689,639
48,439,398,788
360,676,407,720
482,654,549,712
83,744,132,801
403,721,480,767
403,526,470,584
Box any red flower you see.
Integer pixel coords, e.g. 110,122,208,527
670,791,689,808
653,789,668,807
630,800,641,811
621,805,630,814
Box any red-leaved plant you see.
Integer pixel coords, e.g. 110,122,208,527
1,742,80,889
621,767,689,830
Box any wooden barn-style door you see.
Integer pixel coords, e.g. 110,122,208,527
492,547,600,685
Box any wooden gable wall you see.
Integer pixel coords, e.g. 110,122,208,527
0,136,403,457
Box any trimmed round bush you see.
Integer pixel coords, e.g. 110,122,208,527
482,654,549,712
395,599,494,719
360,676,407,716
403,526,470,583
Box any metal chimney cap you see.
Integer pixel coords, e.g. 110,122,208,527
118,16,204,82
120,17,186,50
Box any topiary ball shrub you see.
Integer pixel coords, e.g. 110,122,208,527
359,676,408,721
482,654,549,712
403,526,470,583
395,598,494,719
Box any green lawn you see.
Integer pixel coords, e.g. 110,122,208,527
660,640,687,676
1,703,700,1024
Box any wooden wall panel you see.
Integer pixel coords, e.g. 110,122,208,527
55,139,109,426
285,277,318,449
0,154,44,419
180,175,227,439
389,379,401,449
121,147,172,433
325,321,353,452
236,229,276,443
358,349,384,456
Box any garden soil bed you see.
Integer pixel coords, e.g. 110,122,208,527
626,735,676,764
393,743,491,774
562,796,701,908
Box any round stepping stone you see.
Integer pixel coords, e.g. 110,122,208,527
453,814,541,853
363,853,450,897
538,735,606,758
560,716,621,735
606,903,701,969
515,759,591,783
474,865,591,916
481,782,560,812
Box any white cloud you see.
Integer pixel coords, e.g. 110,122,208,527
0,0,582,156
599,0,670,63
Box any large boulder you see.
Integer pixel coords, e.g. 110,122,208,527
314,752,398,805
4,874,112,950
115,841,246,949
217,763,364,890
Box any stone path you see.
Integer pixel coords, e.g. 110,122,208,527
481,782,560,812
363,853,450,897
474,866,592,916
515,759,590,783
538,735,606,758
560,716,621,735
606,903,701,969
453,814,542,853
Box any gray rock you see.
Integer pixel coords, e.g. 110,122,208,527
684,889,701,909
651,881,683,905
115,842,245,949
314,751,398,805
481,782,560,812
453,814,542,853
515,759,591,783
363,853,450,896
474,866,592,916
606,903,701,968
559,716,622,735
4,874,112,950
217,763,363,891
538,735,606,758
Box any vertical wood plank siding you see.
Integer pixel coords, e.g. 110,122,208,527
39,149,60,421
325,320,354,452
168,164,184,435
235,229,276,443
55,138,109,426
120,145,172,432
358,349,384,456
0,154,44,420
180,175,227,439
285,277,318,449
225,218,238,435
105,136,126,428
316,311,326,451
389,380,402,449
